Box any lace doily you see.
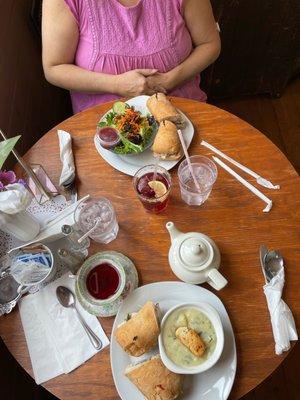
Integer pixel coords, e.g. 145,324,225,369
0,195,70,293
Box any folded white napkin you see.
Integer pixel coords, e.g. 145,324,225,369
19,273,109,384
263,267,298,355
57,130,75,186
0,183,32,214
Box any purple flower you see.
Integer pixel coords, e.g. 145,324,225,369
0,170,16,189
17,179,27,187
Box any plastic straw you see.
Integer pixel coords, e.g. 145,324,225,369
177,129,201,192
153,157,160,181
213,156,273,212
77,218,101,243
201,140,280,190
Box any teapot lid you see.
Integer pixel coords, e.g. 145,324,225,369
179,237,214,271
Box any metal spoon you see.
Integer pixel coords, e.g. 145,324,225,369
264,250,284,282
56,286,102,350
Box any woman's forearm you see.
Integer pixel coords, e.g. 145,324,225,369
166,40,221,90
44,63,117,94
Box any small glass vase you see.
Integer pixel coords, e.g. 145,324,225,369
0,210,40,241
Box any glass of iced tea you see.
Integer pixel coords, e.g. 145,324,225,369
133,165,172,213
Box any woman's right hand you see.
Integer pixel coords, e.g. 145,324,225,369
114,69,165,97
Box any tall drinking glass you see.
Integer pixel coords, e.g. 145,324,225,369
133,165,172,213
74,198,119,244
178,156,217,206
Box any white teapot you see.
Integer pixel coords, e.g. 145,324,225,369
166,221,228,290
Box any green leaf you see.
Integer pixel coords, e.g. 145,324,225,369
113,133,143,154
105,111,116,126
0,136,21,169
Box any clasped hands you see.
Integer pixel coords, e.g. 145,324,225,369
116,69,173,98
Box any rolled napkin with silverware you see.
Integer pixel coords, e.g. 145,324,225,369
19,273,109,384
57,130,77,203
260,246,298,355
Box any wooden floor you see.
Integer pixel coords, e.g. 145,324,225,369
214,76,300,174
0,77,299,399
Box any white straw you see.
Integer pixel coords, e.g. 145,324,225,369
77,218,101,243
213,156,273,212
177,129,201,192
201,140,280,190
153,157,160,181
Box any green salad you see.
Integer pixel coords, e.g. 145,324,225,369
97,101,157,154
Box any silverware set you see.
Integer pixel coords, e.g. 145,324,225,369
260,245,284,283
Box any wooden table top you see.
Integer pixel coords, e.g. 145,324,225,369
0,98,299,400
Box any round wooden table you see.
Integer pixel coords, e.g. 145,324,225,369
0,98,299,400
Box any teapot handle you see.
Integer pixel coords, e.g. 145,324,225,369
207,268,228,290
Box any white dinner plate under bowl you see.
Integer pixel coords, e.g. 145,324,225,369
110,282,237,400
94,95,194,176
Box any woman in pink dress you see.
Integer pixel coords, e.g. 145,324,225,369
42,0,220,114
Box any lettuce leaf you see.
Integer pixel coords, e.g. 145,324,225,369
98,111,116,128
113,133,143,154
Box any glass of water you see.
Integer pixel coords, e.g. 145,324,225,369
178,156,217,206
74,198,119,244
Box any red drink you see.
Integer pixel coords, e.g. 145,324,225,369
97,127,120,150
134,165,171,213
86,263,120,300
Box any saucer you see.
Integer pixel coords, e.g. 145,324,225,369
75,251,139,317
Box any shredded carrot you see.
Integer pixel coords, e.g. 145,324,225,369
115,108,143,134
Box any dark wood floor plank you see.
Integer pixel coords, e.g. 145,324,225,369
282,342,300,400
253,365,289,400
271,79,300,172
240,391,256,400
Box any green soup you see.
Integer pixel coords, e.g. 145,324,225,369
162,307,217,367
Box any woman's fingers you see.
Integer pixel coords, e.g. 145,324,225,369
144,87,157,96
151,85,167,94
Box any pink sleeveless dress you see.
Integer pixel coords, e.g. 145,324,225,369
64,0,207,113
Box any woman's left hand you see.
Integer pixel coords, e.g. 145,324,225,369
146,72,172,94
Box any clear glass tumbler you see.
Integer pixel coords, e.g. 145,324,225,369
178,156,217,206
133,164,172,213
74,198,119,244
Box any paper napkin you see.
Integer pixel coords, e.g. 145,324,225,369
19,273,109,384
263,267,298,355
57,130,75,187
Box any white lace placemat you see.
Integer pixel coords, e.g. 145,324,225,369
0,195,70,290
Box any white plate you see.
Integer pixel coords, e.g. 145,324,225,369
110,282,237,400
94,95,194,176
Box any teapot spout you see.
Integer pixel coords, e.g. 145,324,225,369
166,221,182,242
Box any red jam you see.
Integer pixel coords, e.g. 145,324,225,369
97,127,120,149
86,263,120,300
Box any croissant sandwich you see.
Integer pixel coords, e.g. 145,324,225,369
115,301,160,357
125,355,184,400
147,93,185,129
